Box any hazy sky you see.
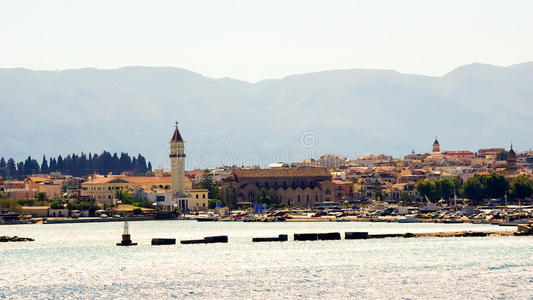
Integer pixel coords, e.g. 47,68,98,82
1,0,532,82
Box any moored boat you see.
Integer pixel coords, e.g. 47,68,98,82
396,217,420,223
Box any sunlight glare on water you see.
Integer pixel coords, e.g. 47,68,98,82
1,221,532,299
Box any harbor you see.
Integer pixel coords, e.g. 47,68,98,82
1,220,531,299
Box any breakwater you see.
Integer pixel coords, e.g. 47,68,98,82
0,235,34,242
130,229,521,247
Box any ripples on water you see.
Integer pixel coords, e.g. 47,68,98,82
1,221,532,299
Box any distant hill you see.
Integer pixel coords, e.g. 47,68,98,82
1,63,532,169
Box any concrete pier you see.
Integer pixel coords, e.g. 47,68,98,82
294,233,318,241
252,234,288,242
294,232,341,241
345,232,369,239
181,235,228,244
368,233,403,239
151,238,176,245
317,232,341,240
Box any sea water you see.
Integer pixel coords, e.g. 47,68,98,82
1,221,532,299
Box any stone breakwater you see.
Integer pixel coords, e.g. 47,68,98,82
0,236,34,242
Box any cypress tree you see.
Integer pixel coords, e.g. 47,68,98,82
0,157,6,178
49,158,57,172
7,158,16,179
57,155,64,172
41,155,49,174
16,162,24,179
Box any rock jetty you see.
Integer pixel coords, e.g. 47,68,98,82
514,224,533,236
0,236,34,242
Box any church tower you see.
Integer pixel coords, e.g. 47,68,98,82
507,143,517,171
432,137,440,153
170,122,187,210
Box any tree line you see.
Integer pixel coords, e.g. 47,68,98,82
0,151,152,179
416,173,533,205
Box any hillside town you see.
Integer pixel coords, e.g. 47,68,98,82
1,128,532,225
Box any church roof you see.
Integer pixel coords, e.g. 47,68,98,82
433,137,439,145
229,168,331,180
171,124,184,142
508,145,516,157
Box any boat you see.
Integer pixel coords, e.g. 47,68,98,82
196,216,218,222
443,219,463,224
335,218,350,222
499,219,530,226
396,217,419,223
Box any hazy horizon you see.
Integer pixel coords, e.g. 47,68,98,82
2,0,533,82
2,61,533,84
2,62,532,169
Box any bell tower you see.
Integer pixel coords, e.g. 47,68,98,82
432,137,440,153
170,122,187,210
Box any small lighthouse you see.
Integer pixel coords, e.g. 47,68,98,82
116,221,137,246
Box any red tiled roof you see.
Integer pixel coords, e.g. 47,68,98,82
232,168,330,179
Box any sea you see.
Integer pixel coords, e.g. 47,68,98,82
1,221,532,299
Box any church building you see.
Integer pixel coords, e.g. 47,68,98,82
156,123,209,211
221,168,335,208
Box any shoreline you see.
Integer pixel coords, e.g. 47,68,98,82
2,216,530,226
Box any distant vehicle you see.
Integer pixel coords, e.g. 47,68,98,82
351,205,360,210
314,202,341,210
380,208,395,216
100,214,108,218
113,215,121,218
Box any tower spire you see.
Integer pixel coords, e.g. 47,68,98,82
171,121,184,142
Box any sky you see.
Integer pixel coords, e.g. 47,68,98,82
1,0,533,82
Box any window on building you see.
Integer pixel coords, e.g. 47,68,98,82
202,194,205,198
196,194,199,199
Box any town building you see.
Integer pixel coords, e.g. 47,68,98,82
332,180,353,202
221,168,335,208
2,176,61,201
477,148,505,159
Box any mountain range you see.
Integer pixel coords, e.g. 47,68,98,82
1,62,532,169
